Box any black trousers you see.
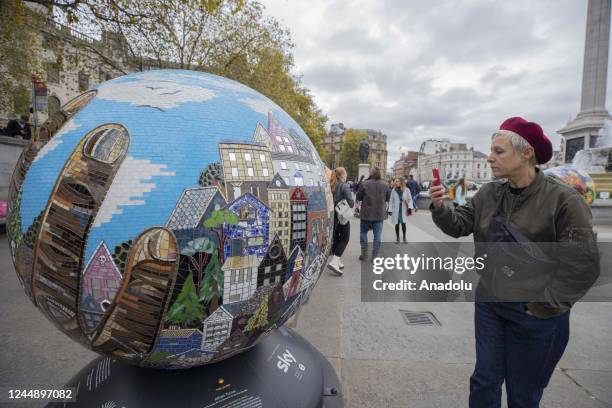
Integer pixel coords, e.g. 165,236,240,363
332,216,350,257
395,223,406,239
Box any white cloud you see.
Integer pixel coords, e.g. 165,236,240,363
97,79,216,110
176,73,253,93
33,119,81,163
240,97,279,116
137,71,254,95
93,156,176,227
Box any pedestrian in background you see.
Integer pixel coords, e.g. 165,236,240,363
429,116,599,408
406,174,421,211
6,114,31,140
354,175,365,193
453,178,468,207
389,176,413,243
328,167,354,275
356,167,389,261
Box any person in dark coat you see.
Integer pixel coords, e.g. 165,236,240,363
356,167,389,261
406,174,421,210
6,115,31,140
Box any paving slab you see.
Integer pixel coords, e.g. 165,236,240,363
560,368,612,406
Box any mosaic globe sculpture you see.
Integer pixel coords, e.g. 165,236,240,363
544,166,596,206
7,70,333,369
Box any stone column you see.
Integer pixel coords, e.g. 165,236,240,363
580,0,611,114
558,0,612,164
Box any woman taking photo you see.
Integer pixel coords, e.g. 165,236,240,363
429,117,599,408
328,167,354,275
389,177,413,243
453,177,468,207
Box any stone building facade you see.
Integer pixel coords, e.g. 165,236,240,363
416,149,491,184
1,4,163,126
391,151,419,179
360,129,388,171
322,123,388,171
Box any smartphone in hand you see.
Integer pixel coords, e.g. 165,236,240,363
432,167,441,186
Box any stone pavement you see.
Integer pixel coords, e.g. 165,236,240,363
291,210,612,408
0,211,611,407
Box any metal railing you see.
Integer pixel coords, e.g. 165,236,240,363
43,18,98,45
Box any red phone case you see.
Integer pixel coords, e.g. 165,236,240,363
432,168,440,186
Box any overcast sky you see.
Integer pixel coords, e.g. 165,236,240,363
261,0,612,169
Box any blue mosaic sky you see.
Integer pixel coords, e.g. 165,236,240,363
20,70,320,262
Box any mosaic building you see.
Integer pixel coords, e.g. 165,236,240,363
219,142,274,204
201,305,234,352
257,234,288,287
254,113,326,188
223,193,270,260
165,186,226,248
290,188,308,252
283,246,304,300
79,241,123,332
221,254,258,304
266,173,291,252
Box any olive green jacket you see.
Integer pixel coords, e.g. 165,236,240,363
431,169,600,319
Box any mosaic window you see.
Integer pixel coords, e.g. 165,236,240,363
239,204,256,221
229,153,236,161
230,239,245,257
83,125,129,164
147,229,176,262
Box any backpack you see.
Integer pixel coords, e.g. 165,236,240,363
448,184,456,200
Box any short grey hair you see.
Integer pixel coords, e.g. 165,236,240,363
491,129,537,166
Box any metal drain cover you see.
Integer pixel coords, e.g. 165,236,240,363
399,310,441,326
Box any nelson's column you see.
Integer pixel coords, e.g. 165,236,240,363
558,0,611,164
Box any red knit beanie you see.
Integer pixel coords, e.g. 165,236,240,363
499,117,553,164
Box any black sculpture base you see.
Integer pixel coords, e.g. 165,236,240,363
47,327,342,407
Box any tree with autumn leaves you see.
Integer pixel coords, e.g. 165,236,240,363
340,129,370,181
1,0,328,155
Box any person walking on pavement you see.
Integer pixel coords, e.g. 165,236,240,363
353,175,365,217
453,177,468,207
406,174,421,211
429,116,599,408
356,167,389,261
328,167,354,275
389,176,413,243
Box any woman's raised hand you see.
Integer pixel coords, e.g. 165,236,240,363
429,184,445,209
